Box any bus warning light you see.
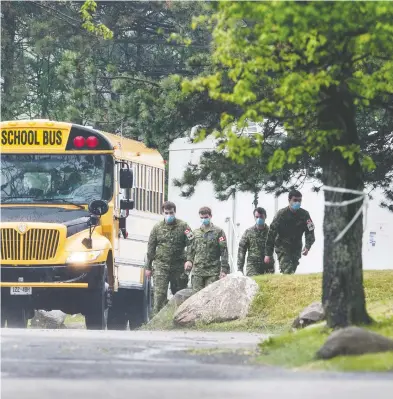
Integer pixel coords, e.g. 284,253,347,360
86,136,99,148
73,136,85,148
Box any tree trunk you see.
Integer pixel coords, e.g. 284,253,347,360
319,88,372,329
74,58,85,125
253,192,258,208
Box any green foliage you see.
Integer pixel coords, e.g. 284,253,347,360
1,1,211,137
3,1,393,208
80,0,113,39
184,1,393,170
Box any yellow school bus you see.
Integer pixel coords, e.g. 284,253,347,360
0,119,165,329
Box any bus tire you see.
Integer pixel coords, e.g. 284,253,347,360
128,278,152,330
85,264,107,330
107,296,128,330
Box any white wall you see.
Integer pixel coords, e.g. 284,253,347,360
168,137,393,274
168,137,237,265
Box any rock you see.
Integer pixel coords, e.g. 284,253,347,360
145,288,194,330
172,288,194,307
30,310,67,329
316,326,393,359
173,274,259,327
304,321,326,330
292,302,325,329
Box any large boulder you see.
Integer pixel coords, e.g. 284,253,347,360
316,326,393,359
30,310,67,329
173,274,259,327
145,288,194,330
292,302,325,329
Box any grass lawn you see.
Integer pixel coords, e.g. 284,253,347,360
188,270,393,372
193,270,393,333
62,270,393,339
247,270,393,372
257,317,393,372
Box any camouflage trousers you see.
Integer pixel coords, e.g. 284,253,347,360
153,264,189,315
191,274,219,293
246,261,275,277
275,248,301,274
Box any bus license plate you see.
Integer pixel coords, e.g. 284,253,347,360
10,287,32,295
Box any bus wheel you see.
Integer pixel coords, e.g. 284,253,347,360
128,279,152,330
128,300,144,330
85,264,107,330
3,307,28,328
107,305,128,330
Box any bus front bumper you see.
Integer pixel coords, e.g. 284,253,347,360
0,263,105,288
0,263,106,313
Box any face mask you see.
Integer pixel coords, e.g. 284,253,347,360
201,218,210,226
165,215,175,223
256,218,265,226
291,202,301,211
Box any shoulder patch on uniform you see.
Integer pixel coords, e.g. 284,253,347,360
306,218,315,231
185,229,194,240
219,236,226,242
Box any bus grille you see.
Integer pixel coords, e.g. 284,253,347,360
0,228,60,261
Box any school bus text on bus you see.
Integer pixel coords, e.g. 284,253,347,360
1,129,63,146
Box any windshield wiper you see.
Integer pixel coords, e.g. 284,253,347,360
1,196,37,202
0,196,86,210
33,198,85,210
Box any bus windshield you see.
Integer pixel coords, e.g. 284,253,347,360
1,154,113,204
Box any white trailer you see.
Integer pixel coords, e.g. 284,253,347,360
168,136,393,274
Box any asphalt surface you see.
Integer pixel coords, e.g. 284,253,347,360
1,328,392,399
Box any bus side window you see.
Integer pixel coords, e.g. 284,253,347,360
147,166,152,212
103,157,114,201
132,163,138,210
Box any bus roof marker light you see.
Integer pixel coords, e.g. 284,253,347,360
86,136,99,148
73,136,85,148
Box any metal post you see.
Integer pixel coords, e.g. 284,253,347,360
231,192,236,273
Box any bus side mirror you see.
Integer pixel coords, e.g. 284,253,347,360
120,199,134,210
88,199,109,216
83,200,108,249
120,168,133,189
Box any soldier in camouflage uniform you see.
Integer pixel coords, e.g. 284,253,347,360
185,206,230,292
237,207,275,276
265,190,315,274
145,201,194,314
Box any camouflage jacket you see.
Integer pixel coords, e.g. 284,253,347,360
237,224,272,271
265,207,315,256
146,218,193,270
186,223,229,276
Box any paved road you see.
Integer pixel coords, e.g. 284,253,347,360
1,328,392,399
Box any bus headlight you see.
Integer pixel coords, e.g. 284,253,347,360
66,250,103,264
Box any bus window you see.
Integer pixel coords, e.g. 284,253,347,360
0,154,113,204
24,172,51,197
121,162,164,214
